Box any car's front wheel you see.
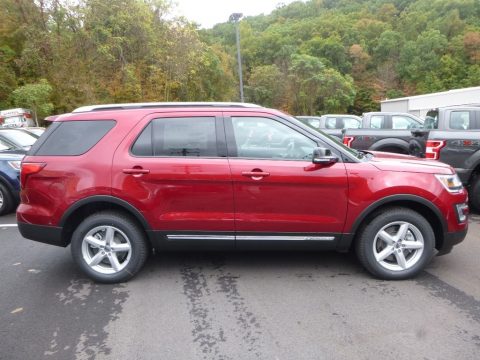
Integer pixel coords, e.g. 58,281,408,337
71,211,149,283
355,207,435,280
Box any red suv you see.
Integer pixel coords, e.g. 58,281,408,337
18,103,469,283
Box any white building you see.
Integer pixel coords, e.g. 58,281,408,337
380,86,480,118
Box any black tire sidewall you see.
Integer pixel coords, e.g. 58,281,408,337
357,208,435,280
0,183,13,216
71,212,148,283
469,176,480,212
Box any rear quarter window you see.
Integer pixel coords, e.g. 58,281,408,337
30,120,116,156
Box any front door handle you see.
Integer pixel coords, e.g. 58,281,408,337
123,168,150,175
242,170,270,180
242,171,270,177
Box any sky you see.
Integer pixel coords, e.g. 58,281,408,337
172,0,301,29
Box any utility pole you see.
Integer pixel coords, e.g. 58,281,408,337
229,13,244,102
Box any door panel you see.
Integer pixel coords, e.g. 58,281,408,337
225,114,349,236
229,159,348,233
111,112,234,240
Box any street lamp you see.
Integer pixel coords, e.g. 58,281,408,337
229,12,244,102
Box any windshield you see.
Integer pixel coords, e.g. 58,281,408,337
0,130,37,147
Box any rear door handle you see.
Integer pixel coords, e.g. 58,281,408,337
123,168,150,175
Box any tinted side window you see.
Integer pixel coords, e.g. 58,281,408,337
369,115,385,129
230,117,316,160
131,123,153,156
450,111,471,130
152,117,217,157
33,120,115,156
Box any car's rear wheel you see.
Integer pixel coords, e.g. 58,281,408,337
355,207,434,280
71,211,149,283
0,183,13,216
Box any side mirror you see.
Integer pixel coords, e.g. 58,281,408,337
312,147,338,165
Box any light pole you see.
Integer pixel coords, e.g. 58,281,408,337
229,12,244,102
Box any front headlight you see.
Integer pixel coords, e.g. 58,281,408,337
435,174,463,193
7,160,21,171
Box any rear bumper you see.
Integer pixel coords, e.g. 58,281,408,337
437,226,468,255
18,222,67,247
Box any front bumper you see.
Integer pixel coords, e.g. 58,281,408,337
437,226,468,255
18,222,67,247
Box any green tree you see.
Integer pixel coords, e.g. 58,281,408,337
10,79,54,125
245,64,285,107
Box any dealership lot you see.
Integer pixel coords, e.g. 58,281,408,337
1,212,479,360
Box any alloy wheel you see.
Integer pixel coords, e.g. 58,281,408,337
373,221,424,272
81,225,132,275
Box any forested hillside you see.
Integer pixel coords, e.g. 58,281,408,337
206,0,480,114
1,0,479,118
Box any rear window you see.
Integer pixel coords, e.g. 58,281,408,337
449,111,471,130
30,120,115,156
343,118,360,129
369,115,385,129
325,117,337,129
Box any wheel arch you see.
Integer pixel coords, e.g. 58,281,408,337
343,195,447,252
370,138,409,153
0,173,17,195
59,195,152,246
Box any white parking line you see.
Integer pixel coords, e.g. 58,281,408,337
0,224,18,228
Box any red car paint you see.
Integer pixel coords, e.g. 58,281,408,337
17,106,468,254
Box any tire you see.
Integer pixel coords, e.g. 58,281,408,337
469,175,480,212
0,183,13,216
70,211,149,283
355,207,435,280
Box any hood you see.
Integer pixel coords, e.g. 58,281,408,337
367,151,453,175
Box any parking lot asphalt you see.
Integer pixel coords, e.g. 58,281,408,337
0,213,479,360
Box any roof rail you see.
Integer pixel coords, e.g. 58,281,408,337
72,102,262,113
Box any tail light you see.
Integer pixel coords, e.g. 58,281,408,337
425,140,445,160
343,136,355,147
20,162,46,188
